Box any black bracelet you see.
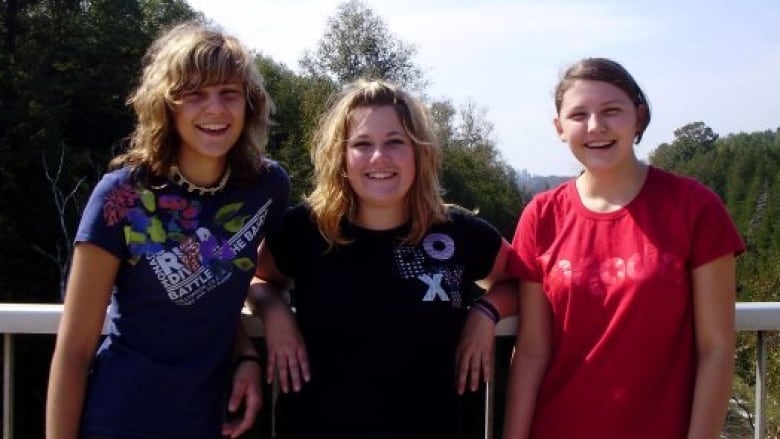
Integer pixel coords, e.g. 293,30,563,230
233,355,262,372
471,297,500,324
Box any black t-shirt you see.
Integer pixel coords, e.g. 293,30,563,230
267,203,502,439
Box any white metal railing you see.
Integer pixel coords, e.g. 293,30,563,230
1,302,779,439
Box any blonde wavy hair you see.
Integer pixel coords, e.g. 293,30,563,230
307,79,447,247
111,20,274,184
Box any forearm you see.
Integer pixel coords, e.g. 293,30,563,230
503,349,548,439
686,342,735,439
247,277,290,319
481,279,518,319
46,349,92,439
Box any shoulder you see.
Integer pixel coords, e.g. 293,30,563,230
258,159,291,190
446,205,487,227
286,202,314,220
443,205,501,238
647,166,723,204
261,158,289,178
275,202,317,231
89,167,137,197
523,178,575,218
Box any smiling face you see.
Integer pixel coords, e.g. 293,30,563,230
345,105,416,221
174,81,246,167
554,79,646,174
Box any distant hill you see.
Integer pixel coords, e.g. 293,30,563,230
516,169,572,194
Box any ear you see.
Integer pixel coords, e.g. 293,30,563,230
553,116,566,142
635,104,649,133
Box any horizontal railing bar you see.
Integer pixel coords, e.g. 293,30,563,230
2,302,778,336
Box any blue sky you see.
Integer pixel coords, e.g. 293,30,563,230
186,0,780,176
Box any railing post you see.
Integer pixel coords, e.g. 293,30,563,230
3,333,14,439
755,330,767,439
484,379,494,439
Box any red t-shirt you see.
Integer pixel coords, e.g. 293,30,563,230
510,166,744,438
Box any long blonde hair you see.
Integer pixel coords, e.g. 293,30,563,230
111,20,274,184
307,79,447,247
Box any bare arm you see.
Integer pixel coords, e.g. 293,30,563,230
46,243,117,439
503,280,551,439
457,240,518,393
246,239,309,392
687,254,737,439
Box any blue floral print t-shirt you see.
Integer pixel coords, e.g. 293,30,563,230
76,162,289,439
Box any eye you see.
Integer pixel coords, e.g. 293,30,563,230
349,140,372,149
568,111,587,121
221,89,243,100
386,138,407,147
604,107,622,115
181,90,204,102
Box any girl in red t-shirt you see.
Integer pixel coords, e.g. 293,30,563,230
502,58,744,439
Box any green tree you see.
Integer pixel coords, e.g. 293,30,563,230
299,0,424,90
257,54,336,201
650,121,718,170
434,99,528,238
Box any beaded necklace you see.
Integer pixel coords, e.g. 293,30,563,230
168,165,231,196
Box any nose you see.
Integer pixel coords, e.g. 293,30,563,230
203,92,227,114
587,113,605,132
369,145,389,162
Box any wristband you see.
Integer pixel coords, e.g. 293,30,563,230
233,354,262,372
471,298,500,324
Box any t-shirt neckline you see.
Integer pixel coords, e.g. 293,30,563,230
568,166,655,220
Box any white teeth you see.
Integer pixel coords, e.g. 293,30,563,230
586,140,613,148
199,124,228,131
367,172,394,179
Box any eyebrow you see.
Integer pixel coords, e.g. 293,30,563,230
349,130,406,139
566,99,630,111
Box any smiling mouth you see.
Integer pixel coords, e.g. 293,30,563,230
585,140,615,149
366,172,397,180
197,123,229,134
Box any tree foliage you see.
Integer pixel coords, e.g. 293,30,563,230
649,121,719,170
431,99,529,238
299,0,424,90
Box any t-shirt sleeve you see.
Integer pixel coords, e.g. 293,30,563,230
75,171,131,261
688,183,745,268
265,203,306,278
264,161,292,233
508,195,543,282
456,210,502,281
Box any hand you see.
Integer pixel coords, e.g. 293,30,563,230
264,305,310,393
455,308,496,394
222,359,262,438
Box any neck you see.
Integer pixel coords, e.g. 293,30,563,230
352,204,408,230
169,157,231,196
577,161,649,212
175,156,227,187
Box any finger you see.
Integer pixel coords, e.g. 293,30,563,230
482,353,493,384
455,349,470,395
266,352,277,384
277,358,290,393
287,356,302,392
231,387,262,438
297,347,311,383
469,354,481,392
227,380,244,412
